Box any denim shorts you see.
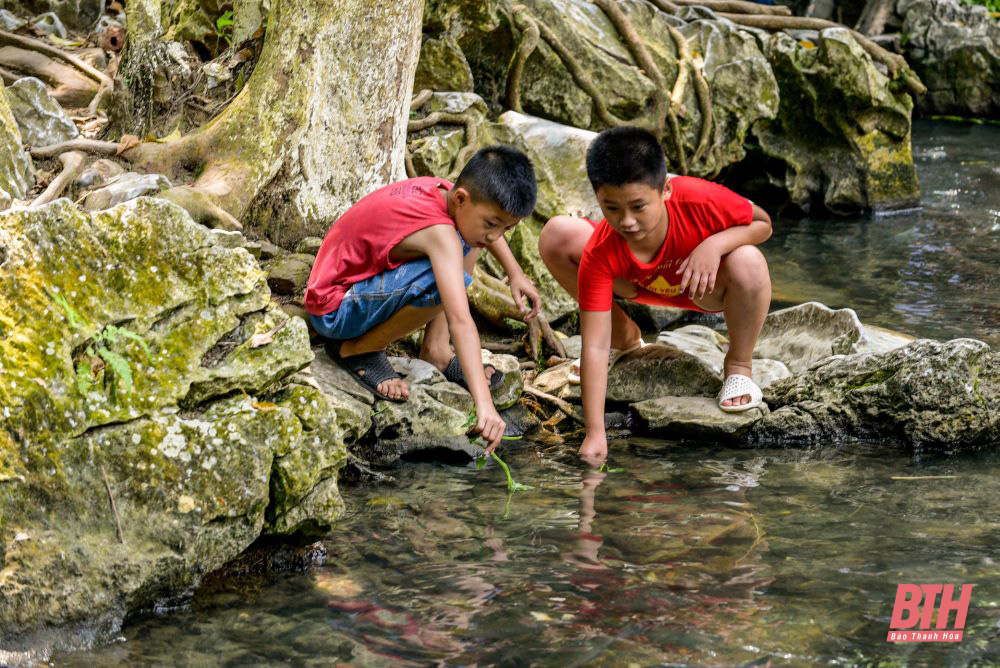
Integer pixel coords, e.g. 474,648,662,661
309,240,473,342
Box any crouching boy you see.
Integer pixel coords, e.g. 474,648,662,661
305,146,541,451
538,127,773,463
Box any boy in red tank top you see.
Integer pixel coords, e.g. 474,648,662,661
305,146,541,451
539,128,773,464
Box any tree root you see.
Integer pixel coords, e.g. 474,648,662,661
156,186,243,231
716,13,926,95
671,0,791,16
506,12,540,112
0,47,99,108
410,88,433,110
405,108,481,180
0,29,112,115
30,151,86,207
29,138,121,159
523,385,584,425
665,25,714,165
537,316,567,358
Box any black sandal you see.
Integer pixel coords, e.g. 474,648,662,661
325,341,407,403
443,356,504,391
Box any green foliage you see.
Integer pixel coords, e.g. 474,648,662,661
962,0,1000,12
215,10,235,49
49,292,153,397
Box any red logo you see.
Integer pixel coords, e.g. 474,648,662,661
887,584,973,642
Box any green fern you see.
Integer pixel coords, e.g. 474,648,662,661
96,346,133,392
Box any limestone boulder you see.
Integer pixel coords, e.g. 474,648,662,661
657,324,791,389
750,28,919,213
0,84,32,201
266,252,314,296
751,302,913,374
414,36,475,92
0,199,362,654
898,0,1000,118
4,77,79,148
482,349,524,409
633,395,768,441
750,338,1000,449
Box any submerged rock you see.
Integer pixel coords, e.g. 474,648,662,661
4,77,79,148
750,338,1000,449
0,199,359,654
899,0,1000,118
0,84,32,200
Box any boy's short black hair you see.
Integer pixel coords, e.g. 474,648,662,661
454,145,537,218
586,126,667,191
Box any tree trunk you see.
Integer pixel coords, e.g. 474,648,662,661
129,0,424,246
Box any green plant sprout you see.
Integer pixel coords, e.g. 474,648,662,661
50,290,152,396
466,410,532,493
598,462,625,474
215,10,235,49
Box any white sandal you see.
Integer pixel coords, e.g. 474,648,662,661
567,340,647,384
717,374,763,413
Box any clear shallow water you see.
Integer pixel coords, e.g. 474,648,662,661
53,121,1000,666
55,442,1000,666
764,120,1000,347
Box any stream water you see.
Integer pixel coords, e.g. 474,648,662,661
53,120,999,666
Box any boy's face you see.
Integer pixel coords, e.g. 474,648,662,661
595,180,669,244
452,187,520,248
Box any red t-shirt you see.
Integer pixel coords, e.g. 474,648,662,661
577,176,752,313
304,177,455,316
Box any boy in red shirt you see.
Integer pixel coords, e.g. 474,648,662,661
538,127,773,464
305,146,541,451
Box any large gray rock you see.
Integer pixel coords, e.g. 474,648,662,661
749,338,1000,449
752,302,913,374
633,395,768,441
750,28,920,213
0,199,362,656
266,252,314,296
898,0,1000,118
657,324,791,389
0,84,31,201
4,77,79,148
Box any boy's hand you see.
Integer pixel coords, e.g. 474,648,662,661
474,404,506,453
677,238,723,300
579,433,608,467
508,273,541,320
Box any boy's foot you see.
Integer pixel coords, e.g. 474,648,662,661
718,373,762,412
325,341,409,402
442,356,505,391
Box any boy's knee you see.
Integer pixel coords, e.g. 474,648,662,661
724,246,770,290
539,216,586,262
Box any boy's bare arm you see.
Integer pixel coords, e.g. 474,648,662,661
677,203,772,298
579,309,613,465
485,236,541,320
398,225,506,450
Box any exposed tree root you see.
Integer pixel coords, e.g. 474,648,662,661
410,88,433,110
405,108,481,180
0,47,99,108
30,151,86,207
671,0,791,16
29,138,120,159
0,29,112,116
505,13,540,112
156,186,243,231
523,385,584,425
716,13,926,95
665,25,714,165
537,316,567,358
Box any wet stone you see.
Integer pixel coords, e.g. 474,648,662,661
4,77,79,148
632,396,768,442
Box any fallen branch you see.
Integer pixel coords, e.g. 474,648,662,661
537,317,567,358
717,13,926,95
524,385,584,425
29,138,121,159
100,464,126,545
30,150,85,207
